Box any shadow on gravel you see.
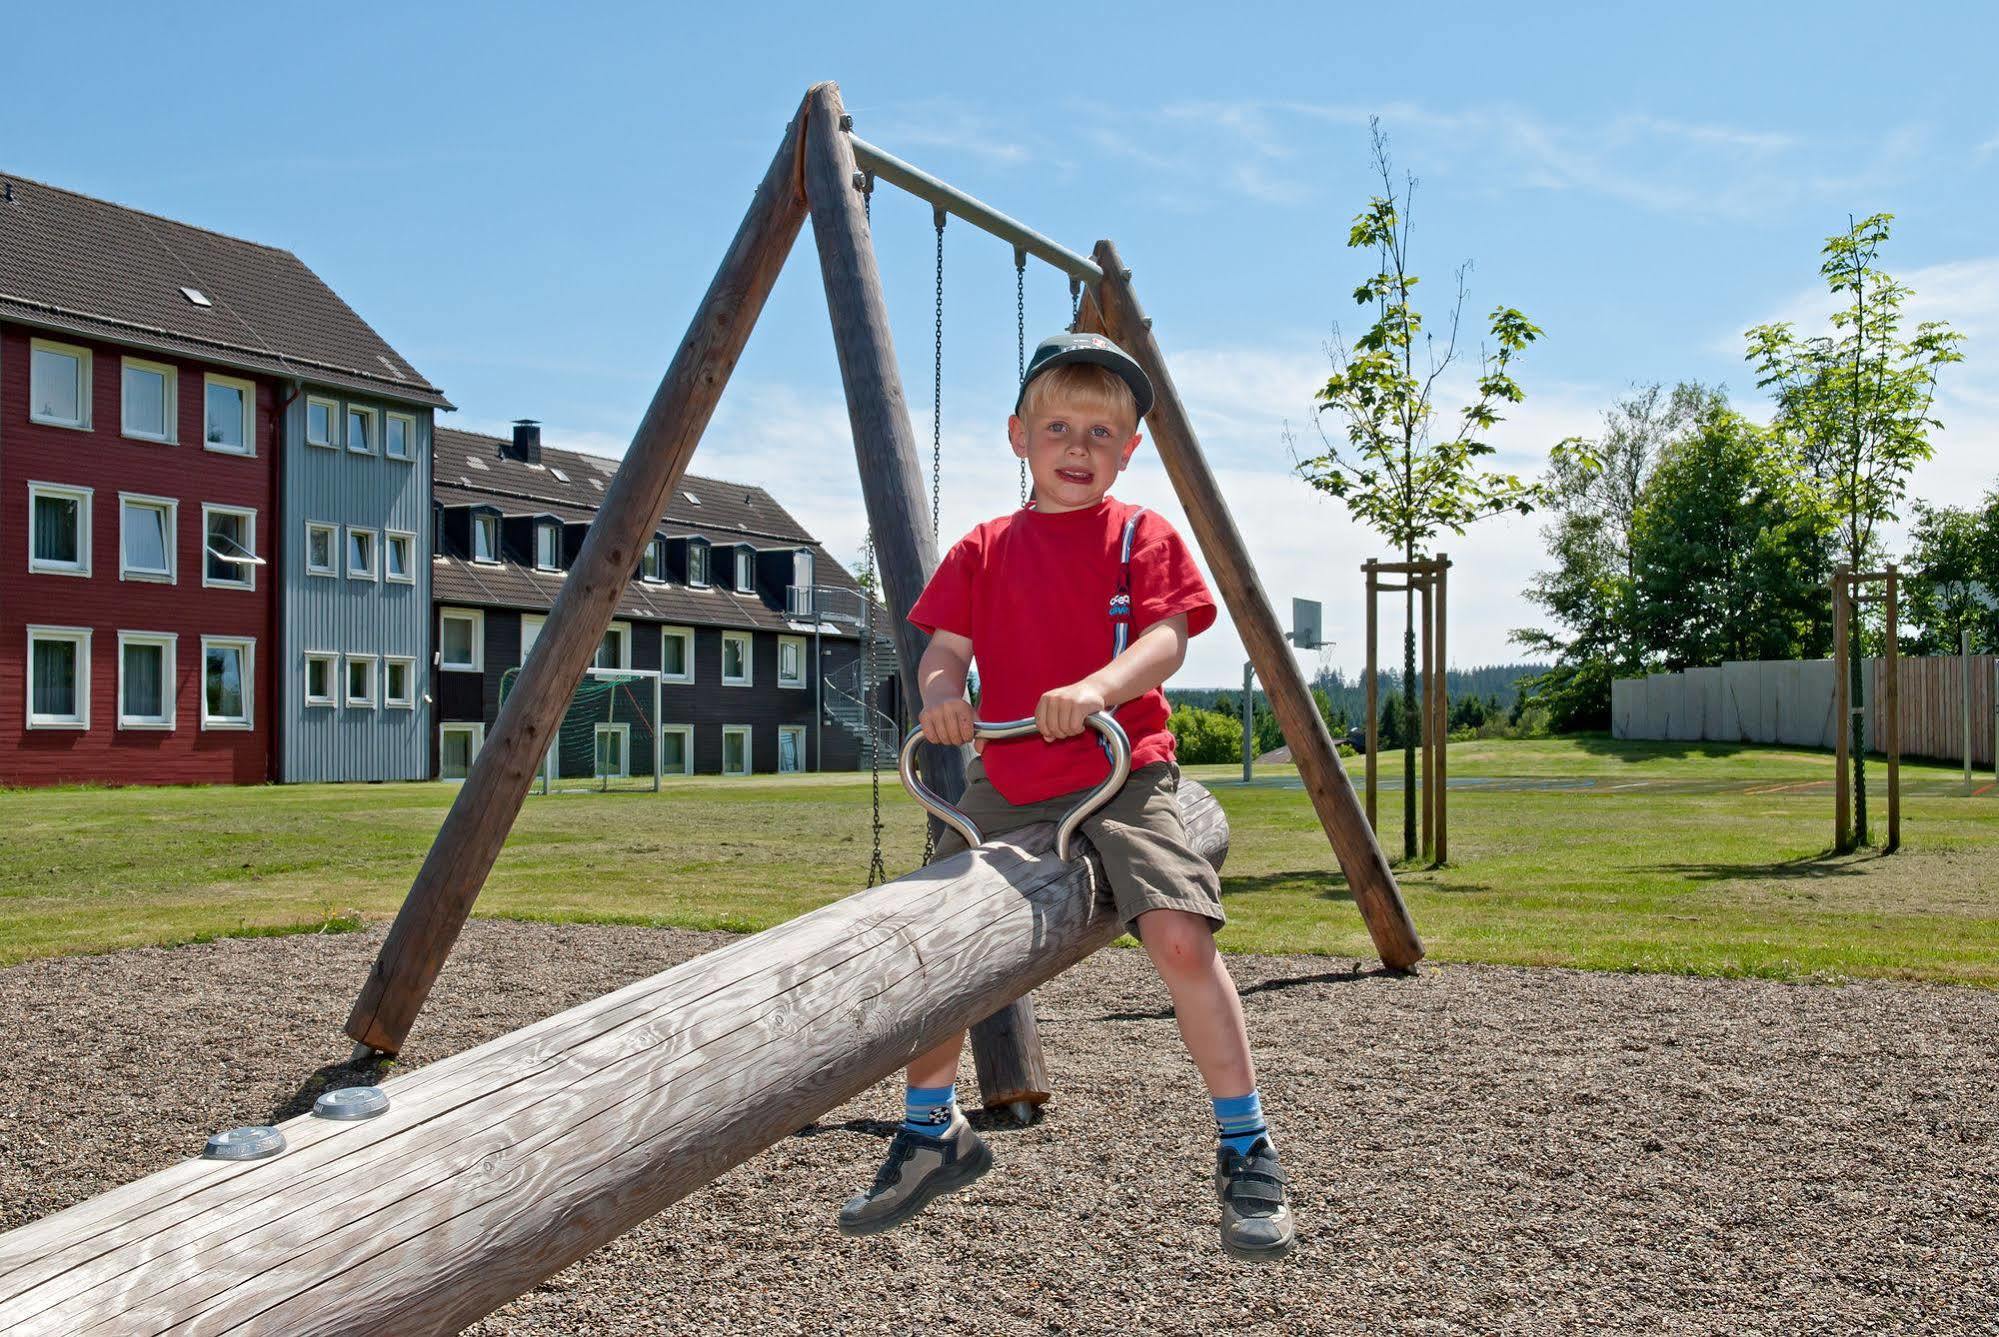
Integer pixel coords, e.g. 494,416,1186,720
1652,850,1875,883
269,1052,398,1124
1094,963,1393,1022
791,1107,1040,1141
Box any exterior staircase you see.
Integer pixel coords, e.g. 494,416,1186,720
800,584,901,769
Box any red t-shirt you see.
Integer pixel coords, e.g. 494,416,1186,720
909,496,1217,804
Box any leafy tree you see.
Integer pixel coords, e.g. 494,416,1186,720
1512,383,1716,730
1166,705,1244,765
1902,494,1999,654
1747,214,1963,848
1626,405,1834,669
1292,119,1563,861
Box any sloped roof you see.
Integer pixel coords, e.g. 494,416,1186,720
431,426,869,633
0,172,449,408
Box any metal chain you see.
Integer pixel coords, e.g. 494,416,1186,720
1016,250,1028,506
1069,276,1081,330
862,534,887,888
931,208,945,544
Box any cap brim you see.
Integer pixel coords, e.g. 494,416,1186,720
1015,347,1154,421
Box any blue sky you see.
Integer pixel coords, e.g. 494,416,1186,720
9,1,1997,685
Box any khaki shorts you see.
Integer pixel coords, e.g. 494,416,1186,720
932,758,1226,936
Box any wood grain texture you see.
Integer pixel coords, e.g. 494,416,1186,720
343,92,817,1056
1089,241,1423,970
0,786,1227,1337
801,82,1048,1109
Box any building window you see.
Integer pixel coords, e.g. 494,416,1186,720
660,626,693,684
306,396,340,448
659,724,693,777
121,358,177,443
30,340,91,429
202,505,259,589
344,654,376,708
385,413,414,462
736,547,755,592
200,636,254,729
305,521,337,577
118,494,177,583
203,374,254,455
688,542,709,587
535,523,561,571
473,513,500,564
778,635,805,689
641,537,667,583
28,483,92,576
439,723,483,780
440,609,483,671
594,723,631,779
304,652,337,707
27,626,91,728
595,622,631,670
779,725,806,773
346,404,376,455
383,656,416,709
346,527,378,581
385,530,415,584
721,630,752,686
117,631,176,729
722,725,752,777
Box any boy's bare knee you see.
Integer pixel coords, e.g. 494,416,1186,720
1138,908,1215,978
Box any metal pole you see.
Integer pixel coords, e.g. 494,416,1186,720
1886,564,1900,851
1833,567,1850,851
1241,661,1254,783
1965,626,1975,794
1364,560,1378,831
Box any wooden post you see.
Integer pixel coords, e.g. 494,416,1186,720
1435,554,1449,865
0,789,1230,1336
1886,564,1900,851
1364,559,1378,831
1420,571,1433,861
343,95,815,1056
802,84,1048,1113
1091,241,1423,969
1833,566,1851,851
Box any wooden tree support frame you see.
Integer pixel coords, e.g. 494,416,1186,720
344,80,1423,1089
1832,563,1901,852
1362,556,1450,864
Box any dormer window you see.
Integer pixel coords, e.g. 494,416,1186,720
735,547,755,593
688,542,710,587
641,536,667,583
535,522,562,572
473,513,500,564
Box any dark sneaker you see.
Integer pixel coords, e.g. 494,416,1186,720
1215,1137,1295,1260
837,1109,993,1236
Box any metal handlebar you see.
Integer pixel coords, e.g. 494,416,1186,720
898,713,1133,862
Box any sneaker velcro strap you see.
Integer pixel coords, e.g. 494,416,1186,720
1226,1176,1288,1205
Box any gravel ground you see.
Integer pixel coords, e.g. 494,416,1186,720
2,921,1994,1336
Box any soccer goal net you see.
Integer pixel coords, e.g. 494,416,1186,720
499,666,664,794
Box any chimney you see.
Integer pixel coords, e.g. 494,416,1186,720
505,419,542,463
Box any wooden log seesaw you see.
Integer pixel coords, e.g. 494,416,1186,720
0,719,1228,1337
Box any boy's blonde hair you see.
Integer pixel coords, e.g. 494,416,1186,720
1017,361,1138,429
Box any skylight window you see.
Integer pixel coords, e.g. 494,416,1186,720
683,491,702,506
180,286,212,307
465,456,488,471
549,467,570,482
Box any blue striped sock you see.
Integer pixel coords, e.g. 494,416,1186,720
902,1083,956,1137
1213,1090,1271,1156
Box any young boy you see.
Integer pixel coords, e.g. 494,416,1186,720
835,333,1295,1261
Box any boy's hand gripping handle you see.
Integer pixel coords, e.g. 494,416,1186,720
898,713,1133,863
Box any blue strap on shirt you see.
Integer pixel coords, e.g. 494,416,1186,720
1108,507,1147,656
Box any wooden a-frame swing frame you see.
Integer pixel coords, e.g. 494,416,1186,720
344,82,1424,1077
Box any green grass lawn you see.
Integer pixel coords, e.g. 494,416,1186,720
3,738,1994,985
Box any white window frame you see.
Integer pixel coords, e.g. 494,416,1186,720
118,493,177,584
594,621,632,671
120,356,178,444
116,630,177,730
735,546,755,592
472,513,500,565
29,338,92,430
199,635,255,731
345,403,377,456
721,630,753,687
201,503,259,591
344,653,377,709
778,724,807,774
722,724,752,777
202,372,256,456
440,608,484,672
305,395,341,449
26,625,92,729
593,722,632,779
303,651,338,707
659,626,694,684
383,655,417,710
535,522,562,572
778,635,806,690
28,482,93,577
384,529,416,585
305,520,338,577
346,525,379,582
688,542,709,587
640,537,667,584
658,723,694,777
439,722,484,780
385,411,415,462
